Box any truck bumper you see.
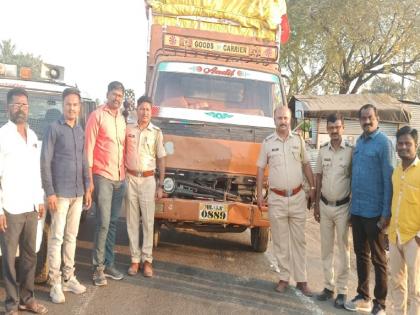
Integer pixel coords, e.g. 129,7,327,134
155,198,270,228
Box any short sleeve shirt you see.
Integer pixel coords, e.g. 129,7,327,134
315,140,353,201
256,132,309,190
125,122,166,172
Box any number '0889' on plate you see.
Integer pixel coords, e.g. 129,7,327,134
198,203,228,222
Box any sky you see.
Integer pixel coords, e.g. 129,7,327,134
0,0,149,102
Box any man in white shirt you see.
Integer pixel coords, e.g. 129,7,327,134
0,88,48,315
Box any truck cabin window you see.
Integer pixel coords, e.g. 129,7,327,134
154,71,277,116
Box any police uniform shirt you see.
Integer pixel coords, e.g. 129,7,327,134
315,140,352,202
257,132,309,190
125,122,166,172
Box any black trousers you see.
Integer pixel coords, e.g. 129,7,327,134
351,214,387,307
0,210,37,312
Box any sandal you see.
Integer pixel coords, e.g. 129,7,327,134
19,300,48,314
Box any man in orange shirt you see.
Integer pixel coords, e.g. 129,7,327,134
85,81,126,286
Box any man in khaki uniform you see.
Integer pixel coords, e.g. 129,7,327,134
125,95,166,277
313,113,352,309
256,106,315,296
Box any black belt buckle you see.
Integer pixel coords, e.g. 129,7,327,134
321,195,350,207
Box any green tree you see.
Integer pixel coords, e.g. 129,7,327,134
361,76,401,98
0,39,43,78
406,81,420,102
281,0,420,98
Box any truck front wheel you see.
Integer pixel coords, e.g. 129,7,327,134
250,227,270,253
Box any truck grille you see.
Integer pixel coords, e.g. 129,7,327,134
164,168,256,203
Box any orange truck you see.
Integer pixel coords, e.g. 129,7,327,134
142,0,288,252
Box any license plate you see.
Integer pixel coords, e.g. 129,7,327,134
199,203,228,222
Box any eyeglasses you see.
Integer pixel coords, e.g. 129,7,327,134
9,103,29,109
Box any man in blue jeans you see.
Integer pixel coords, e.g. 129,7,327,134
345,104,395,315
85,81,127,286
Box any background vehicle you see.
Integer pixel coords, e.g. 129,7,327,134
140,0,288,252
0,62,96,282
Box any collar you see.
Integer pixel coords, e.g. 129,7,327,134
58,116,79,127
6,120,28,132
361,128,380,140
407,157,419,169
274,130,292,142
328,139,346,150
103,104,122,117
137,121,155,131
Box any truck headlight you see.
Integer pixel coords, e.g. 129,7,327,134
163,177,176,193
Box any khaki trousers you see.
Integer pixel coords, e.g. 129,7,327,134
48,197,83,284
268,189,307,282
126,174,156,264
319,201,350,294
390,237,420,315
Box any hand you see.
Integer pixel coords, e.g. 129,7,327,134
309,190,315,204
415,235,420,247
89,183,95,195
377,216,390,230
313,204,320,223
38,204,45,219
47,195,58,212
257,194,264,210
0,214,7,232
84,192,92,210
156,187,163,200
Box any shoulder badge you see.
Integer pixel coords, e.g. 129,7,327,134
344,140,353,148
264,133,275,142
320,141,329,148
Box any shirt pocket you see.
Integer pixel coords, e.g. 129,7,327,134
339,161,350,176
145,135,156,156
404,183,420,205
291,147,301,162
269,151,284,167
322,159,332,169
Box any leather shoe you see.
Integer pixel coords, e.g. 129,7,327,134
143,261,153,277
317,288,334,301
275,280,289,293
128,262,139,276
334,294,346,308
296,282,313,297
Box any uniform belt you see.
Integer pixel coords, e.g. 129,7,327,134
270,185,302,197
321,194,350,207
127,169,155,177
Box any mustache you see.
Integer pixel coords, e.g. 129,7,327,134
363,124,373,128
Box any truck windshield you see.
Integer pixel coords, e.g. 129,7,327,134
0,89,62,139
154,62,281,117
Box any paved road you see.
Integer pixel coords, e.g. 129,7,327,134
1,212,369,315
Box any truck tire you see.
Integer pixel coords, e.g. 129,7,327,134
153,223,161,248
35,217,50,284
250,227,270,253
